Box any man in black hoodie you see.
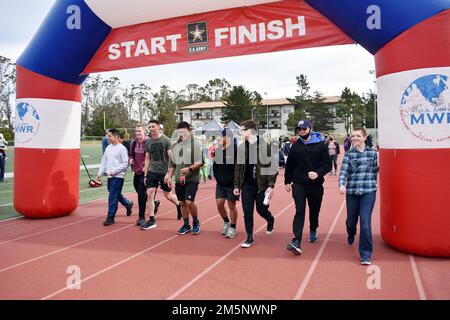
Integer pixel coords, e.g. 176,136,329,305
213,128,239,239
284,120,331,255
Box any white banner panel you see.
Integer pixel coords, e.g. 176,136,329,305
85,0,279,28
377,67,450,149
14,98,81,149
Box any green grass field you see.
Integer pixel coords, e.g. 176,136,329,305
0,142,135,221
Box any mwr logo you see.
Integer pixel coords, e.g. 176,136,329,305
187,21,208,54
15,102,40,143
400,74,450,143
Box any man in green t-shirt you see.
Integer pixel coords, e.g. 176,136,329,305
165,121,204,235
141,120,182,230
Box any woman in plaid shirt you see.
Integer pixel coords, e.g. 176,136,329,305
339,127,378,265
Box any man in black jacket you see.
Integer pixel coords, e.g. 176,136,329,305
213,128,239,239
284,120,331,255
234,120,278,248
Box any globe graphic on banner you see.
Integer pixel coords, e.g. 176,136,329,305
15,102,41,143
400,74,449,143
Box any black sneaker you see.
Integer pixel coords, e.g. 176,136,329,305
141,219,157,230
308,230,319,243
126,201,134,216
176,204,182,220
177,224,192,235
266,216,275,235
103,219,115,226
241,236,255,248
287,239,302,255
136,218,146,227
348,234,355,246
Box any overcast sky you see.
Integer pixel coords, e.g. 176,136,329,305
0,0,376,98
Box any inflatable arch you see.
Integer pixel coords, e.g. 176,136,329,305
15,0,450,257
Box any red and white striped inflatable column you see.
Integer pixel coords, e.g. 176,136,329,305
375,10,450,257
14,66,82,218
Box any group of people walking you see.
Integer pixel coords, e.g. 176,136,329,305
97,118,378,265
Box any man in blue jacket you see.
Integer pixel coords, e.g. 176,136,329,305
284,120,331,255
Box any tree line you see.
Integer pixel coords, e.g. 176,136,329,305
1,54,376,140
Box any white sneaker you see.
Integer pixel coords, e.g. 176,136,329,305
221,222,230,235
226,227,238,239
241,236,254,248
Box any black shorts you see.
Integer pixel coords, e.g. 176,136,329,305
146,172,171,192
175,181,199,202
216,184,239,202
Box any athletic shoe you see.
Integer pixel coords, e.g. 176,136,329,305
141,219,157,230
192,221,201,235
226,227,238,239
308,230,319,243
266,216,275,235
103,219,115,226
241,236,255,248
176,204,182,220
361,258,372,265
348,234,355,245
287,239,303,255
177,224,191,235
222,222,230,235
126,201,134,216
136,218,146,227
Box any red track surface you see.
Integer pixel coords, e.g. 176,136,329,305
0,170,448,300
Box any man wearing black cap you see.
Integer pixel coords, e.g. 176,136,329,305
213,128,239,239
284,119,331,255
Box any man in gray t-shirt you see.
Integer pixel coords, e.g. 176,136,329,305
145,134,172,174
141,120,182,230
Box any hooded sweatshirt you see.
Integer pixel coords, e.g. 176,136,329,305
284,131,332,185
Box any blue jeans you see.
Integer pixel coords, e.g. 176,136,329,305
346,191,377,260
107,178,131,220
0,154,5,180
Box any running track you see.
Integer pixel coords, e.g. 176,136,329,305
0,170,448,300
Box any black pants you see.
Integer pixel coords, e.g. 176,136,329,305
241,182,273,236
292,183,324,242
133,174,147,219
330,155,338,172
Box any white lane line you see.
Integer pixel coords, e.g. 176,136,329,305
0,215,102,246
1,195,214,270
294,200,346,300
0,192,214,248
0,216,23,223
409,254,427,300
41,214,220,300
167,201,295,300
0,224,133,273
0,203,13,207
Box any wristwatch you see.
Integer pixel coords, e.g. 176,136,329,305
189,167,193,172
